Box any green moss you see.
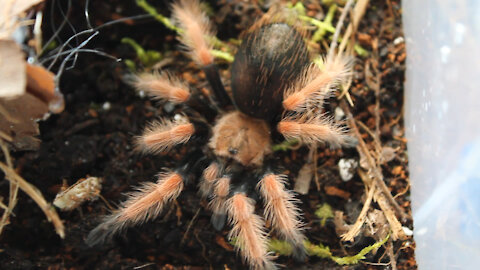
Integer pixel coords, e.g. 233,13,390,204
272,139,300,152
312,4,337,42
315,203,334,226
121,37,163,68
269,239,293,256
305,234,390,265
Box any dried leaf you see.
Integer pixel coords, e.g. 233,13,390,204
0,0,44,37
0,39,25,97
1,0,44,19
0,92,48,150
381,146,396,163
294,162,314,195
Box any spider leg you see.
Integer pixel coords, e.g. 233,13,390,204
86,171,184,246
198,161,220,198
86,150,206,246
209,175,231,230
130,71,218,121
277,114,356,148
257,173,306,260
134,116,210,154
130,71,191,104
282,55,351,112
172,0,232,108
226,192,276,270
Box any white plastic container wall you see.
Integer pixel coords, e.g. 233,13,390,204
403,1,480,269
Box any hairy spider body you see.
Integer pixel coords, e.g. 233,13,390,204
231,23,310,121
87,1,353,269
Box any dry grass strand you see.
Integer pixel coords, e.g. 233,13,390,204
0,162,65,238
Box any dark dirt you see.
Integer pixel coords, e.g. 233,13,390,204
0,0,415,269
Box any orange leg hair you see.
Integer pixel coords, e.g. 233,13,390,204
130,71,191,104
226,193,276,270
86,172,184,246
277,115,354,148
257,174,306,257
283,55,351,112
198,162,220,198
135,117,195,154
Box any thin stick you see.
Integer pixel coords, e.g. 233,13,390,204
338,0,370,54
328,0,355,61
0,198,9,213
0,140,18,236
341,169,376,241
374,189,406,240
181,207,201,246
341,101,406,220
0,162,65,238
387,236,398,270
0,131,13,142
355,120,383,158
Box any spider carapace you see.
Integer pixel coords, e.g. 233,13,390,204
87,1,353,269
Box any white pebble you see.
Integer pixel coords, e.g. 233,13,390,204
102,102,111,110
393,36,404,45
403,226,414,236
334,107,346,121
338,158,358,182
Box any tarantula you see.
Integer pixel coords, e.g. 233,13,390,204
87,1,353,269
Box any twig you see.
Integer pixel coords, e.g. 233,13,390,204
338,0,370,54
181,207,201,246
0,140,18,236
0,162,65,238
374,188,406,240
340,101,407,221
0,198,9,213
98,194,115,211
328,0,355,60
341,169,376,241
133,263,155,270
355,120,383,159
0,131,12,143
330,0,356,107
387,236,398,270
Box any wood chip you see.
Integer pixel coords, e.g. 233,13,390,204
324,186,351,200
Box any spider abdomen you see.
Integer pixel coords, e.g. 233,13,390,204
231,23,310,121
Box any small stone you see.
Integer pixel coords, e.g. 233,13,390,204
102,101,111,110
402,226,414,236
393,36,404,45
334,107,345,121
338,158,358,182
